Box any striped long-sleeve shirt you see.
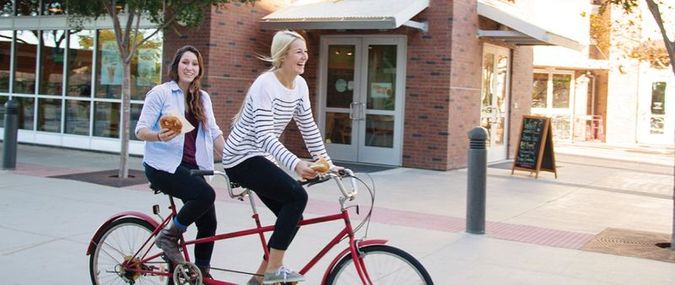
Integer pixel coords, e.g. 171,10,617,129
222,72,331,172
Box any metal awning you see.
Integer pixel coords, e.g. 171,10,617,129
261,0,429,32
477,0,585,51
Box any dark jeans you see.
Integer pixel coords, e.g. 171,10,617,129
225,156,307,250
144,162,217,266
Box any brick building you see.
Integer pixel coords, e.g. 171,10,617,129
0,0,582,170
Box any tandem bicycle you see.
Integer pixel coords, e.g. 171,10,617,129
86,168,433,284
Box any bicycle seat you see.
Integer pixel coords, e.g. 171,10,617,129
149,183,162,195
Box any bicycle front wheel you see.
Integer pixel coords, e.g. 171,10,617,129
325,244,433,285
89,217,172,285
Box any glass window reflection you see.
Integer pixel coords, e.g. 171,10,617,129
531,73,548,108
0,31,11,92
1,0,13,17
552,74,571,108
65,99,90,135
16,0,38,16
366,114,394,148
40,30,67,95
67,30,94,97
43,0,66,15
15,30,39,94
95,29,163,100
327,45,355,109
15,96,35,130
133,30,163,100
94,101,119,138
96,30,122,99
367,45,396,111
37,97,62,132
0,95,7,126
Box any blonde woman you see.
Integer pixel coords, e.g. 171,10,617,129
222,30,335,284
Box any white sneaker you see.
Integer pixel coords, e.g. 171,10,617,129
262,266,304,284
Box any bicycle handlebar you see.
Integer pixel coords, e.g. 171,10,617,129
190,168,358,201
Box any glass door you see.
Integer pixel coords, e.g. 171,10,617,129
480,44,510,162
319,36,405,165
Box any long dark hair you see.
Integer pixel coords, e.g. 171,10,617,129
168,45,206,125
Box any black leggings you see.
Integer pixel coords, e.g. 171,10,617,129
144,162,217,267
225,156,307,250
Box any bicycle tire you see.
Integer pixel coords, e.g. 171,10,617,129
325,244,433,285
89,217,172,285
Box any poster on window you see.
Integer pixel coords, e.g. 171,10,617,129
100,41,122,85
370,82,392,99
137,48,158,86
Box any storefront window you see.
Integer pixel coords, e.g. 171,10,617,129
37,97,61,132
15,96,34,130
16,0,38,16
94,101,119,138
0,95,7,126
65,99,89,135
43,0,65,15
133,30,163,100
1,0,13,17
14,30,39,94
95,29,163,100
531,73,548,108
96,30,122,99
0,31,11,93
67,30,94,97
552,74,571,108
39,30,66,95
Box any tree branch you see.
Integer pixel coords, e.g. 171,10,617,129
644,0,675,75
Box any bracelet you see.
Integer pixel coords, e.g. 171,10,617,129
156,132,162,142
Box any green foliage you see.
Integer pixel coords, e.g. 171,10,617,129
66,0,257,29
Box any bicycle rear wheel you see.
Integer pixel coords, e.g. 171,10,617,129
325,245,433,285
89,217,172,285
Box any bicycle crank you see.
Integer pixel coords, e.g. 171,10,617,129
173,262,202,285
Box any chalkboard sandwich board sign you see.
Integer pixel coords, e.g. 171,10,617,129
511,115,557,178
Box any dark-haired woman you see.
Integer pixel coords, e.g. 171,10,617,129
135,45,224,278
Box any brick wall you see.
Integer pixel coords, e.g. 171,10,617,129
508,47,533,157
159,0,533,170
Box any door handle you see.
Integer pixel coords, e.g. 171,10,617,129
349,102,358,120
350,102,366,120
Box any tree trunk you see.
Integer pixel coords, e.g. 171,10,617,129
118,60,131,179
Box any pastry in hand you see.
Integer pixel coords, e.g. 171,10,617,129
159,115,183,133
310,157,330,173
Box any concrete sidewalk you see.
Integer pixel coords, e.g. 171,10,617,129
0,142,673,284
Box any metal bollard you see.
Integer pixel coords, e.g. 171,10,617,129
466,127,488,234
3,99,18,170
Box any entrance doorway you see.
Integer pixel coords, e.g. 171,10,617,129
480,44,511,162
318,36,406,166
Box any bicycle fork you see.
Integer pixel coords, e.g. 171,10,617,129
349,239,374,285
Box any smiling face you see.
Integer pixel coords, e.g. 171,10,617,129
177,51,200,84
280,39,308,76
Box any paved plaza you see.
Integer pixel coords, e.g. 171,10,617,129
0,142,673,284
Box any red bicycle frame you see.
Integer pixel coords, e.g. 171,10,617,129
87,181,386,285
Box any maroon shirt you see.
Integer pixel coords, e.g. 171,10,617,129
182,110,199,167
